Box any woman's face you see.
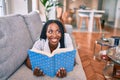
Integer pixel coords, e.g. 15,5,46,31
46,23,62,47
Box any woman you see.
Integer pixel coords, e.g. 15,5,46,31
26,20,74,78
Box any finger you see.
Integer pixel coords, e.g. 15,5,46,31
56,72,59,77
61,68,65,78
39,70,42,75
56,71,58,76
63,68,67,77
39,69,44,76
58,72,61,77
33,67,40,76
41,70,45,76
56,70,61,77
62,68,65,77
59,68,62,78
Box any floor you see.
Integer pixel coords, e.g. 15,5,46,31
72,26,120,80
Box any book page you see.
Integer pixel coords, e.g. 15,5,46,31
30,48,53,57
30,48,74,57
52,48,73,55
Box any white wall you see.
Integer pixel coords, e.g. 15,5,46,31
102,0,116,22
7,0,28,14
38,0,46,22
115,0,120,28
32,0,39,11
68,0,98,10
0,0,4,16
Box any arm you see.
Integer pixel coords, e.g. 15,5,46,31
25,39,45,76
26,39,42,69
25,56,32,69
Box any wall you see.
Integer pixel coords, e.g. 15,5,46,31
0,0,4,15
32,0,39,11
6,0,11,14
115,0,120,28
102,0,117,22
28,0,32,13
68,0,98,10
38,1,46,22
98,0,103,10
6,0,28,15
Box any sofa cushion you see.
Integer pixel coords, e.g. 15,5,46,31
0,15,33,80
9,51,87,80
9,37,86,80
23,11,43,42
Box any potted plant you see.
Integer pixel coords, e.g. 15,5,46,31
39,0,63,20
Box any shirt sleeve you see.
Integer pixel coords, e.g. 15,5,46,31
32,39,45,50
64,33,74,49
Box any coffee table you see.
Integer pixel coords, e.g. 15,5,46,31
103,46,120,79
93,39,114,60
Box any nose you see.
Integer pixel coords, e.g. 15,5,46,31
52,32,57,37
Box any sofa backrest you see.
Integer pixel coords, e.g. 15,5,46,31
23,11,43,43
0,14,33,79
0,11,44,80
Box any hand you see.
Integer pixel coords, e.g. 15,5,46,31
33,67,44,76
25,57,32,69
56,68,67,78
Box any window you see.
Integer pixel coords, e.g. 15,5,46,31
0,0,5,16
0,0,3,15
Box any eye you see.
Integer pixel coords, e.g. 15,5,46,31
56,30,61,34
48,30,53,34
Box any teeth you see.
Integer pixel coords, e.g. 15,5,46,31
51,39,57,42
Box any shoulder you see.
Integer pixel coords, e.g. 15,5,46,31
64,33,70,37
35,39,45,44
32,39,46,50
64,33,74,49
64,33,72,39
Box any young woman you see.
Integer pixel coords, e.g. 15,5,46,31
26,20,74,78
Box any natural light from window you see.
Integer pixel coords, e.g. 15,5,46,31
0,0,5,16
0,0,2,16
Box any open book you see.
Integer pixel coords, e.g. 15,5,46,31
28,48,76,77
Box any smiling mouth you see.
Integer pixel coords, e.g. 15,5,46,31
51,38,58,43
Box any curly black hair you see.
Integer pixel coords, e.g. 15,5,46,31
40,20,65,48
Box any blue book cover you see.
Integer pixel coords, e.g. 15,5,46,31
28,48,76,77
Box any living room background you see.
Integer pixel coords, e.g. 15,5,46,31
0,0,120,28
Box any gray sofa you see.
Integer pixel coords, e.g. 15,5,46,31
0,11,86,80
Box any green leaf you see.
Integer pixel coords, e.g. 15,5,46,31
40,0,63,10
55,2,63,7
46,4,53,9
40,0,48,6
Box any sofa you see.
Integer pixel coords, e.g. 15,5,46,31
0,11,86,80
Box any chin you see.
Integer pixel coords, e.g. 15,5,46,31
52,43,58,46
51,42,59,46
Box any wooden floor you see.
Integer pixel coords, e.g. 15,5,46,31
72,26,120,80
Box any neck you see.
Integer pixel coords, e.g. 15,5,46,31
49,43,58,53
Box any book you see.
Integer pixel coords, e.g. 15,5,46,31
28,48,76,77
